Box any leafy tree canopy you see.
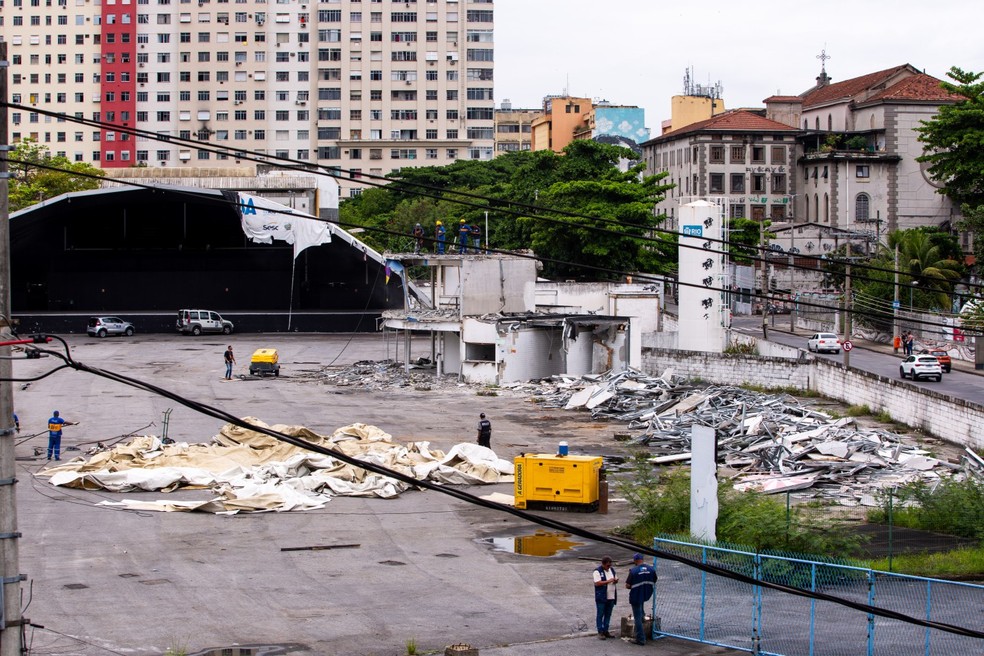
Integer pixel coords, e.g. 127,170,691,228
915,67,984,208
340,140,675,280
8,139,103,211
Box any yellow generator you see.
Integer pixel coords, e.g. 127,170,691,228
514,453,602,512
249,348,280,377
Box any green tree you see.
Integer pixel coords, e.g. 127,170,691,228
340,142,675,280
915,67,984,207
7,139,103,211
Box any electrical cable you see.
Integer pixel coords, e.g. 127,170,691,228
4,336,983,641
2,157,972,339
1,142,967,324
2,101,975,303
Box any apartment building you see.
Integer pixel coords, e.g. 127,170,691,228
1,0,496,199
493,99,537,155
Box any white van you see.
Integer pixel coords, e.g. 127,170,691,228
176,309,234,336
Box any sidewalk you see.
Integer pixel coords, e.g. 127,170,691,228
480,633,743,656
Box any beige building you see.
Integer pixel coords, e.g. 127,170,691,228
494,100,538,155
2,0,496,199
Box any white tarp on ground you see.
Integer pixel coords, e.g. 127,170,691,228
38,419,514,514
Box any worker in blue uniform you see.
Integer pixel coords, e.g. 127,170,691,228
625,553,657,645
458,219,470,254
435,221,446,254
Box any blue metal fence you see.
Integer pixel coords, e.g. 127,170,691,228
651,537,984,656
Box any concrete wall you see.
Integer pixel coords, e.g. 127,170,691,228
640,347,984,451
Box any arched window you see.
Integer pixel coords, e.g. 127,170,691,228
803,119,808,130
815,117,820,130
827,114,833,131
824,193,830,223
855,193,870,222
805,194,810,222
814,194,820,222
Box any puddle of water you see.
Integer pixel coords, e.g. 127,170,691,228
483,530,585,557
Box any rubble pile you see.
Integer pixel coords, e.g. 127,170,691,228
294,358,454,391
506,369,968,503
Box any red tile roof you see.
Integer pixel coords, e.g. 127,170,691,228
762,95,802,103
865,73,964,103
661,109,799,139
801,65,913,108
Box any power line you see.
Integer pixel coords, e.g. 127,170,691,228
3,336,983,641
3,101,974,302
3,156,974,338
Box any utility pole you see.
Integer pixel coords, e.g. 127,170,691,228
844,262,852,368
893,243,900,344
0,41,26,656
760,219,768,339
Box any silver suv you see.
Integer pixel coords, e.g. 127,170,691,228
87,316,135,338
176,309,234,336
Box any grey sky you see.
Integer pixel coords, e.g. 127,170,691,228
494,1,982,129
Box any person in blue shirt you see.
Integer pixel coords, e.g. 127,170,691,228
625,553,657,645
12,413,19,433
592,556,618,639
47,410,75,461
435,221,446,254
457,220,470,254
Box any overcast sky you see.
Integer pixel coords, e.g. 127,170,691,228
494,1,983,130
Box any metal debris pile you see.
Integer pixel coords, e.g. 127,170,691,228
293,358,458,391
506,368,966,503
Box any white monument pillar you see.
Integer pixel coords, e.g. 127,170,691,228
678,201,727,353
690,424,718,542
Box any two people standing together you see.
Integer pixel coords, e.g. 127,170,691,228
592,553,657,644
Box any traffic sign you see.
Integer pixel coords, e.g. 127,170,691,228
843,341,854,351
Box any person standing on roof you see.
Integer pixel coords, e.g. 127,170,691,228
435,221,446,254
476,412,492,448
458,219,470,254
470,222,482,253
412,222,426,255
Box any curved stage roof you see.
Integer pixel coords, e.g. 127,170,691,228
9,185,407,333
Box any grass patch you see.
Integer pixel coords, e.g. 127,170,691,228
724,341,757,355
845,404,872,417
867,479,984,541
617,458,862,556
875,410,894,423
476,388,498,397
868,547,984,578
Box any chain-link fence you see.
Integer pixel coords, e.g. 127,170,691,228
651,537,984,656
780,492,981,569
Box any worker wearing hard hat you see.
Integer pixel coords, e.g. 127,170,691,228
435,220,446,254
458,219,470,254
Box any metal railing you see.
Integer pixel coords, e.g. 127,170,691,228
651,537,984,655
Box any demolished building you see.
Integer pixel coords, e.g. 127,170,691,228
380,252,662,384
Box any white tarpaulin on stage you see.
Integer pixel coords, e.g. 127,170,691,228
39,419,515,514
238,192,331,258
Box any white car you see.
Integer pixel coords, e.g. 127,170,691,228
899,355,942,382
176,309,234,336
807,332,841,354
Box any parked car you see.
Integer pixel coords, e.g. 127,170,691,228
87,316,135,338
899,355,943,382
920,348,952,373
176,309,234,336
807,332,841,354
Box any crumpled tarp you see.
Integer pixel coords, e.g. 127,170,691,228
38,418,514,513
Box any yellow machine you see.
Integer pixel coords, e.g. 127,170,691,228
249,348,280,377
514,453,602,512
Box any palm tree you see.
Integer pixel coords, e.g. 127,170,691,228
890,230,963,310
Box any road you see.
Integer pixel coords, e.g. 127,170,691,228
731,316,984,402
